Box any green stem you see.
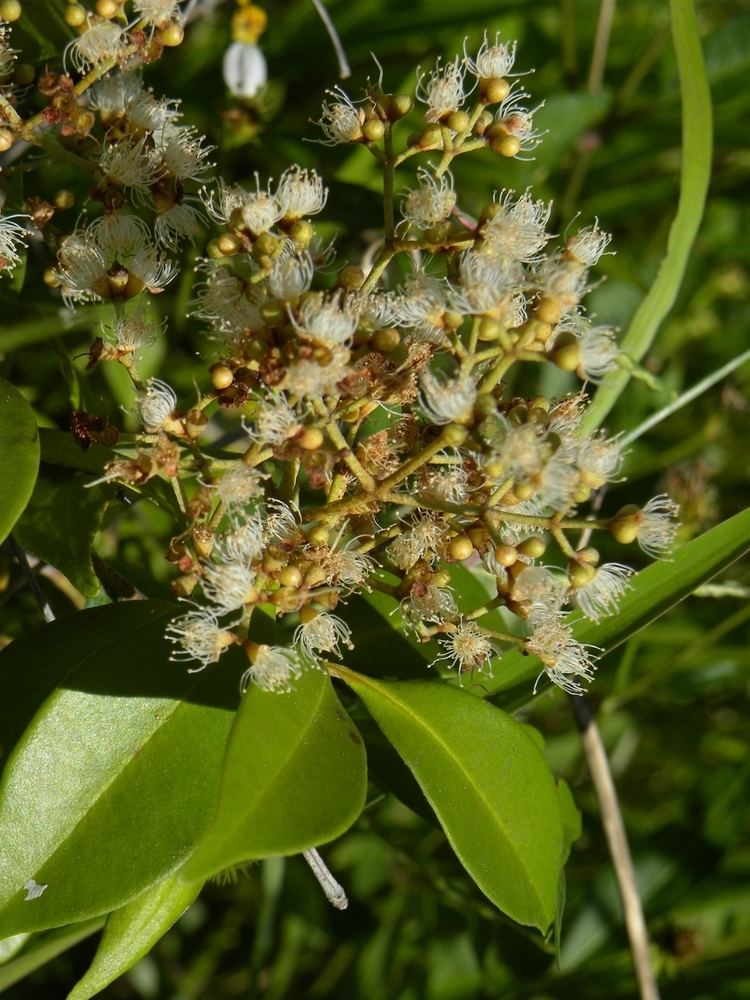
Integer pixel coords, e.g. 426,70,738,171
383,123,396,242
361,247,396,294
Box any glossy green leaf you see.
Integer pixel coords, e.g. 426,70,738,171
582,0,712,432
341,590,434,679
485,507,750,700
342,675,563,931
0,602,239,936
182,668,367,882
0,377,40,546
67,874,203,1000
14,469,110,597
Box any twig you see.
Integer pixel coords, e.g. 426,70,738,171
588,0,617,93
308,0,351,79
621,348,750,447
569,694,660,1000
7,536,56,623
302,848,348,910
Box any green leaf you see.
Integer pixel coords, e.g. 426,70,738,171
341,591,434,680
485,507,750,700
0,377,40,546
0,932,30,965
38,429,110,476
558,780,582,866
532,91,611,171
0,602,238,936
14,469,110,597
582,0,712,432
0,919,104,993
67,874,202,1000
341,675,563,932
182,668,366,882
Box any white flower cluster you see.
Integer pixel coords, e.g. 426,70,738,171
19,28,680,702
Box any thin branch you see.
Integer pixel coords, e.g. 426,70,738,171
569,694,660,1000
308,0,351,80
303,848,348,910
7,536,56,623
588,0,617,93
621,348,750,447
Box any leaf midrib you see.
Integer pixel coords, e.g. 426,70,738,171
352,676,554,923
190,672,330,866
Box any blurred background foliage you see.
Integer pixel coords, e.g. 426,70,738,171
1,0,749,996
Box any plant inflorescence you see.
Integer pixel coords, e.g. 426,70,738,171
0,16,680,697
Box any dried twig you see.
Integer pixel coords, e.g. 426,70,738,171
569,694,660,1000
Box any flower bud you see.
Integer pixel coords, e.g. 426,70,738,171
568,561,596,589
54,189,75,210
0,0,22,20
415,125,443,150
535,297,563,325
609,505,640,544
210,365,234,390
518,536,546,559
477,317,502,341
389,94,413,119
159,22,184,47
308,525,329,546
337,265,364,290
448,534,473,561
279,565,303,588
446,110,471,133
217,232,242,255
372,327,400,352
289,219,314,248
253,232,279,258
550,333,581,372
494,544,518,567
480,77,510,104
299,427,324,451
95,0,119,17
206,239,223,259
223,41,267,97
578,547,600,565
362,118,385,142
64,2,85,24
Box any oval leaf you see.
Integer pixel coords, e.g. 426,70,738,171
183,668,366,882
0,377,40,545
342,675,563,932
67,874,202,1000
0,602,238,936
